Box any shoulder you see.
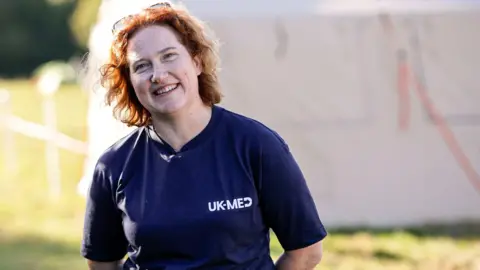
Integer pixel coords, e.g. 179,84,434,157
94,126,149,176
218,106,289,152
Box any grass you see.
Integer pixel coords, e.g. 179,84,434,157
0,79,479,270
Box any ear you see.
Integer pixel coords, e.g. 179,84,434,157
193,56,202,76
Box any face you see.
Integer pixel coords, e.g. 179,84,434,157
126,24,202,116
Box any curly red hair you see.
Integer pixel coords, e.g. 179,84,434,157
100,3,222,127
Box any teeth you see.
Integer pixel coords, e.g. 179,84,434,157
155,84,178,95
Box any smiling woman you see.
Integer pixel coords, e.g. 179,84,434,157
81,2,327,270
126,25,203,117
100,2,221,128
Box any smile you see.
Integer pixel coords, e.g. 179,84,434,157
153,84,179,96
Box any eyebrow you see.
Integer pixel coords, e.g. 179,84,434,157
157,46,176,55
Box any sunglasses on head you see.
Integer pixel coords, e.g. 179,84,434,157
112,2,172,34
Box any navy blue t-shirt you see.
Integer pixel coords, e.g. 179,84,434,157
81,105,327,269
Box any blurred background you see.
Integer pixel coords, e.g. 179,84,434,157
0,0,479,269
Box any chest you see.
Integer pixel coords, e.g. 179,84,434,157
116,146,264,252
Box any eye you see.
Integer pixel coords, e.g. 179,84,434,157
163,53,177,61
134,62,149,72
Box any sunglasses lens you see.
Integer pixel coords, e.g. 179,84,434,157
151,2,171,8
112,2,172,34
113,21,122,32
112,18,127,34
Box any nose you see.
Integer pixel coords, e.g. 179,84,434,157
151,65,168,83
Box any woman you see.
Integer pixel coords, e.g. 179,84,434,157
81,2,327,270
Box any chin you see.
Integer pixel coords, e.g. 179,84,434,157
153,99,188,115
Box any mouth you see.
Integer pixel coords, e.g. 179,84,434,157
152,83,179,96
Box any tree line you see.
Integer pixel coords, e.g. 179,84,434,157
0,0,100,78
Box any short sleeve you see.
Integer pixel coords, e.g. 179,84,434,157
255,130,327,251
81,160,128,262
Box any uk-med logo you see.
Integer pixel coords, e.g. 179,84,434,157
208,197,252,212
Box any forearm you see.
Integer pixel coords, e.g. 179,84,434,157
275,251,321,270
87,260,122,270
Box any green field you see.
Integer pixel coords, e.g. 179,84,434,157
0,79,479,270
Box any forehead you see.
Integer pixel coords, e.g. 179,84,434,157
127,25,182,59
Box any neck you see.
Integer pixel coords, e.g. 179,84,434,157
151,103,212,152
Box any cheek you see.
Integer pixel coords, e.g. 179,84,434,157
130,74,150,95
170,60,196,81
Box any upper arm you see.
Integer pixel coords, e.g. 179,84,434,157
254,128,327,251
81,160,128,263
87,260,122,270
285,240,323,262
